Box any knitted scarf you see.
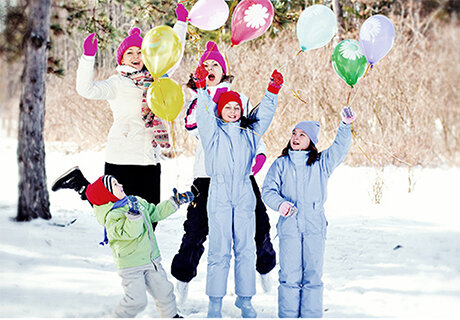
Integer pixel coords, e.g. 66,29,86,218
119,69,170,149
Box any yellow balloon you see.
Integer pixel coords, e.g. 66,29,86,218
146,78,184,121
141,26,181,78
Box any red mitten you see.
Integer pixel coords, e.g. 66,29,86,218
267,69,284,94
193,65,209,89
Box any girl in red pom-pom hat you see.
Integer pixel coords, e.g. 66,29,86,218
191,59,284,317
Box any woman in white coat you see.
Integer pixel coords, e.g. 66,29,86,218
52,5,188,214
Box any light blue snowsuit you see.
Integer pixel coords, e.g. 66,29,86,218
262,122,351,318
195,88,278,298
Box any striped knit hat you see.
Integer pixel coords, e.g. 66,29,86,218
85,175,120,206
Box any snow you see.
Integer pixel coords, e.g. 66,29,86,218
1,134,460,318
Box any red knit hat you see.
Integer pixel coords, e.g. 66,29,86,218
85,175,120,206
217,91,243,117
116,27,143,65
199,41,227,75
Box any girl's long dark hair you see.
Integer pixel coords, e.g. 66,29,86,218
279,140,321,166
240,101,259,131
186,73,234,90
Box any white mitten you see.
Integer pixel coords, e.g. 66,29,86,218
341,106,356,124
279,201,297,217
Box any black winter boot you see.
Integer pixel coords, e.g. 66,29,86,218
51,166,90,200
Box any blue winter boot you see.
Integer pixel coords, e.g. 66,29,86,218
207,296,223,318
235,296,257,318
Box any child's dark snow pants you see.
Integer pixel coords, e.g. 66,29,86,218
171,176,276,283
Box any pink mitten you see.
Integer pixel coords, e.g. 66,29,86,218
212,87,229,104
279,201,293,217
83,33,98,56
251,154,266,176
176,3,189,22
341,106,356,125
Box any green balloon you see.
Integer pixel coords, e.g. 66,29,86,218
331,39,368,88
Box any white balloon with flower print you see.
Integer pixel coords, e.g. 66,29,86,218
359,15,395,66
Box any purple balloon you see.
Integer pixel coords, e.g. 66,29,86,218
359,15,395,66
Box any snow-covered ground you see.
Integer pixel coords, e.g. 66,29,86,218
1,134,459,318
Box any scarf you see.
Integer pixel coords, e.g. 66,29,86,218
99,197,129,246
119,67,170,149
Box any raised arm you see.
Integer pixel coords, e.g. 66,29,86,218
193,65,219,148
76,54,117,100
251,70,283,141
166,4,188,77
320,107,355,176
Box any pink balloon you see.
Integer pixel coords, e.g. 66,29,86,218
231,0,274,46
189,0,229,31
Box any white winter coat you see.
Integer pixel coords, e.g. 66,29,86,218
76,21,187,166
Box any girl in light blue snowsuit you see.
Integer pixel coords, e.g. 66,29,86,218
262,107,356,318
193,64,284,318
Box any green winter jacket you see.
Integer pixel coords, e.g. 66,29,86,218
93,197,177,269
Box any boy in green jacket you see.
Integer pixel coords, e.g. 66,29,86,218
85,175,193,318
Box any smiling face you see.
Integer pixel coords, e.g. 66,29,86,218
111,178,126,199
121,46,143,71
221,101,241,123
203,59,224,87
290,128,311,151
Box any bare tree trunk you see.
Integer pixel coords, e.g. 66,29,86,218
16,0,51,221
332,0,344,46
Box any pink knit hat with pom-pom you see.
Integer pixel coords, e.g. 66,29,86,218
198,41,227,75
116,27,143,65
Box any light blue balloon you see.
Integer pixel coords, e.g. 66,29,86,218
296,4,337,51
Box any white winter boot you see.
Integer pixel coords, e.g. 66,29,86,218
259,272,273,293
207,296,223,318
235,296,257,318
175,280,189,306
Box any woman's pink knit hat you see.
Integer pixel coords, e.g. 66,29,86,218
116,27,143,65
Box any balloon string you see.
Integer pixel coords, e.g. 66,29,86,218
187,24,201,46
170,120,176,159
282,83,308,105
350,122,374,165
278,49,303,71
223,43,232,80
362,63,371,79
346,89,352,106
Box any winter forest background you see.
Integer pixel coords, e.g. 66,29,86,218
1,0,460,318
